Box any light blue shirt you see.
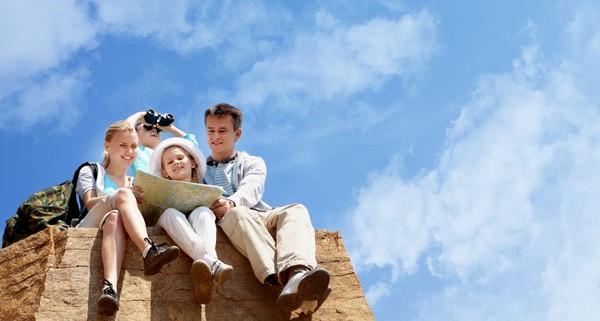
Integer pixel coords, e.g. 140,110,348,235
102,174,120,195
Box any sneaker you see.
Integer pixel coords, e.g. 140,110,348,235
210,260,233,286
191,260,213,304
97,279,119,316
276,267,330,313
143,237,180,276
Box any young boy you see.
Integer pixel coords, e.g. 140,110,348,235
203,103,331,315
126,110,196,175
149,137,233,304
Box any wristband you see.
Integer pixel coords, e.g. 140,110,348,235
227,199,236,208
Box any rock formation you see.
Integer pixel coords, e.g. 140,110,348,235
0,227,374,320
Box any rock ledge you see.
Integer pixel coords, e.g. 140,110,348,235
0,227,374,320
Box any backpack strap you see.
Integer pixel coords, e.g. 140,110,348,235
67,162,99,226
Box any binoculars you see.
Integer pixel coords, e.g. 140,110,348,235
144,109,174,127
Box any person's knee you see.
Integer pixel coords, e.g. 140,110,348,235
157,208,185,227
189,206,214,222
219,207,252,229
163,208,185,219
101,212,120,231
283,204,311,221
113,188,135,207
227,207,251,220
290,203,309,214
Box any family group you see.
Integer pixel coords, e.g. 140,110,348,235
75,103,331,317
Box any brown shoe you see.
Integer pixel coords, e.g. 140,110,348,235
277,268,330,313
191,260,213,304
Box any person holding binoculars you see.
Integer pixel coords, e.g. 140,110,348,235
126,109,198,176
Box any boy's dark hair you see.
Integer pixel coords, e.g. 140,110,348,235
204,103,243,130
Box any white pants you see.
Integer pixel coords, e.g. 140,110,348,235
156,206,218,265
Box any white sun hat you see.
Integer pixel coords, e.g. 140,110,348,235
149,137,206,183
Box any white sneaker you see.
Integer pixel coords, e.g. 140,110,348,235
210,260,233,286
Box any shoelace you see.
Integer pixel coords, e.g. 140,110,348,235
210,260,222,279
102,279,117,297
144,237,168,252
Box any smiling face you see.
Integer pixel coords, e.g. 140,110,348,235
105,130,138,169
161,146,196,182
205,114,241,161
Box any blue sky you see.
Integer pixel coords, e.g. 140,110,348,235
2,1,600,320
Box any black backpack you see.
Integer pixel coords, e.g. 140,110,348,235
2,162,98,248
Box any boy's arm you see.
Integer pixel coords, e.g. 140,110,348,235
126,111,146,126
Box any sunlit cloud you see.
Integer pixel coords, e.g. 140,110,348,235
233,10,438,108
348,12,600,320
365,282,391,306
0,0,95,132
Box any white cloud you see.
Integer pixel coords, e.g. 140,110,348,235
0,0,288,132
348,13,600,321
233,10,438,108
0,0,96,76
0,0,96,132
365,282,392,306
93,0,287,61
0,68,90,133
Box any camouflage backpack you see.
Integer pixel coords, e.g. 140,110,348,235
2,162,98,248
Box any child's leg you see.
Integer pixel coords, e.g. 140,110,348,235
188,206,217,260
187,207,232,287
158,208,212,262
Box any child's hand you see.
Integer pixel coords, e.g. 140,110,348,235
129,185,145,204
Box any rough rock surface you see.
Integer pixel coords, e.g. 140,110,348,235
0,227,374,320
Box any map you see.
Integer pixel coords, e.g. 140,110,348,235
134,170,224,226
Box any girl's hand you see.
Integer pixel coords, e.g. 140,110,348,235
129,185,145,204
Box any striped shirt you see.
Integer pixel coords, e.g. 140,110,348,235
204,160,236,197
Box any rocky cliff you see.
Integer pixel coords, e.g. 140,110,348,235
0,227,373,320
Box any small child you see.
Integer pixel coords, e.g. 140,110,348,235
149,137,233,304
126,110,197,176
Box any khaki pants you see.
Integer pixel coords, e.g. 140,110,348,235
77,194,119,228
218,203,317,284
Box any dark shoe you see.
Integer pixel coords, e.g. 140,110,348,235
296,286,333,316
264,274,281,287
277,267,330,313
210,260,233,286
143,237,180,276
191,260,213,304
313,286,332,313
97,279,119,316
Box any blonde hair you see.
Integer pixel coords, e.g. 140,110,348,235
161,145,200,183
101,120,136,168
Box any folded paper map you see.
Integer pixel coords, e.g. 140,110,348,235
134,170,224,226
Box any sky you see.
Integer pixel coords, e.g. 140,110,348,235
1,0,600,320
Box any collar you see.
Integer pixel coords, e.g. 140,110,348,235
206,152,237,166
